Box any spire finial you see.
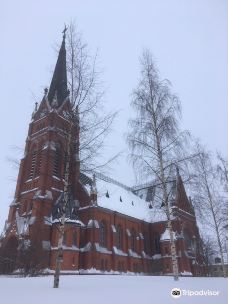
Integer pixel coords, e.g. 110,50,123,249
62,24,68,39
176,165,180,176
44,87,48,95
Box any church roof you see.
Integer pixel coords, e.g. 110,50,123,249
81,172,170,223
96,178,168,223
48,29,68,107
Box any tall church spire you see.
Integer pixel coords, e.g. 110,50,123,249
48,26,68,107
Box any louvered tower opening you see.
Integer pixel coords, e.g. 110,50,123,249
29,150,37,179
53,146,62,177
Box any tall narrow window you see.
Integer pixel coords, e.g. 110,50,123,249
72,256,76,266
116,225,123,249
118,261,121,272
154,234,161,254
29,150,37,179
53,144,62,177
183,229,192,250
131,229,136,252
121,262,125,272
63,232,67,246
143,233,150,254
100,221,107,247
72,232,77,247
101,259,105,271
105,260,108,271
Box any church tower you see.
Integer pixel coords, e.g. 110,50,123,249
1,29,83,272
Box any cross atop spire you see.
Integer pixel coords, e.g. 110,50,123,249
62,24,68,39
47,27,68,107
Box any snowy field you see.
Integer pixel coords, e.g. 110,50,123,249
0,275,227,304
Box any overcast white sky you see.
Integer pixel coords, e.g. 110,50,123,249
0,0,227,231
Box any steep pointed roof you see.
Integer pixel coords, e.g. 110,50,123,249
48,29,68,107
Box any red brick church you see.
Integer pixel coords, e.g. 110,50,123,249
0,31,205,276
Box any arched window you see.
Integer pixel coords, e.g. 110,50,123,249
116,225,123,249
154,234,161,254
99,221,107,247
53,144,62,177
131,229,136,252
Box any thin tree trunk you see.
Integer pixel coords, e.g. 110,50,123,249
214,220,226,278
53,123,73,288
156,131,179,281
211,201,226,278
205,182,226,278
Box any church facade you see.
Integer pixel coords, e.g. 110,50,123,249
0,32,205,276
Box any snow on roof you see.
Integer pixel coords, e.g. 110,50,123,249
95,178,167,223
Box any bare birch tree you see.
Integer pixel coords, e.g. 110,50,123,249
66,22,117,171
217,152,228,240
191,142,227,277
217,152,228,193
127,49,189,281
53,23,117,288
200,235,216,276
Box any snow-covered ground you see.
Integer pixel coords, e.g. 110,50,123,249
0,275,227,304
